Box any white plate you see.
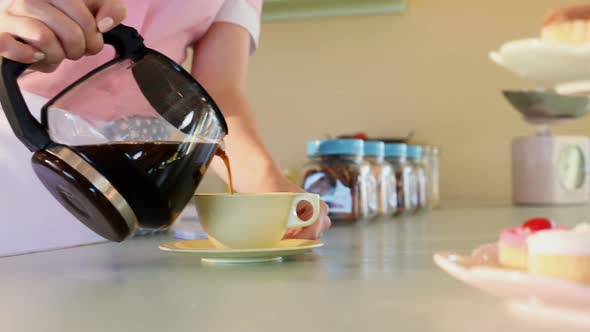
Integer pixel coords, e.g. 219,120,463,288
159,239,323,264
433,244,590,323
490,38,590,84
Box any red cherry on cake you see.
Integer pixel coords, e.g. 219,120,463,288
522,217,554,232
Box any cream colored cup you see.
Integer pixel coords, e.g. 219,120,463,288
194,193,320,249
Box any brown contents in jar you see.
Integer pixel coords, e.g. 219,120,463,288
302,157,364,222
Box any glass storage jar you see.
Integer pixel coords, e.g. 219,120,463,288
301,139,373,222
364,141,396,217
423,146,440,209
407,145,428,212
384,143,415,215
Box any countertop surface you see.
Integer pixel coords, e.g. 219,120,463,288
1,203,589,332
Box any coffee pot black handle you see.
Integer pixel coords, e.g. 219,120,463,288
0,24,145,152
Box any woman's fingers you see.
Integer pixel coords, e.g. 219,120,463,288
288,200,331,240
0,0,128,72
50,0,103,55
87,0,127,32
8,1,86,60
0,32,44,63
0,15,65,72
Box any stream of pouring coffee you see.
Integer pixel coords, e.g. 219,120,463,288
215,147,234,194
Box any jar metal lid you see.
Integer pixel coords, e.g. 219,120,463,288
407,145,423,158
364,141,385,157
384,143,407,158
307,139,364,156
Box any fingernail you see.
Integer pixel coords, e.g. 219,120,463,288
97,17,114,33
33,52,45,62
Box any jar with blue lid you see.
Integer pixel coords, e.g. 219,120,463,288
301,139,373,222
384,143,415,215
364,141,396,217
407,145,428,211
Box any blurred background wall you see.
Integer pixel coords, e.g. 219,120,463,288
194,0,587,204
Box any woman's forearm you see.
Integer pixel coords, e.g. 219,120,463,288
188,22,331,238
205,89,285,193
188,23,288,192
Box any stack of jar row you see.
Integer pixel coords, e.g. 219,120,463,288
300,139,440,222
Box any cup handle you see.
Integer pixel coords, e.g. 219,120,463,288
287,193,320,228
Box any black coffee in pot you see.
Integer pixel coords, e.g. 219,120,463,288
73,141,218,228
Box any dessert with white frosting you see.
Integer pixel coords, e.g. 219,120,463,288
527,223,590,284
542,21,590,45
498,218,555,270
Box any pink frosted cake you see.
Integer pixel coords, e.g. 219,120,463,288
498,218,555,270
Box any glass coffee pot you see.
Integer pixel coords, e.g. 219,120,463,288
0,25,228,242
